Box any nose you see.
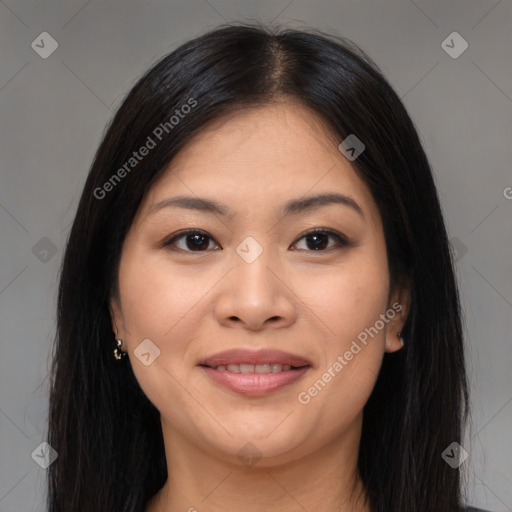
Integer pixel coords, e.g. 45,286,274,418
214,248,298,332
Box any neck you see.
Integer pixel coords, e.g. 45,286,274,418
147,416,370,512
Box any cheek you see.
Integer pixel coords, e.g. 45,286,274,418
118,249,206,342
116,252,203,417
116,248,219,404
298,250,389,343
293,248,389,416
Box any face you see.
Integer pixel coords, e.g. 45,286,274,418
110,102,409,467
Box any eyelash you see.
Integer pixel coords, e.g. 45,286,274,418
161,228,349,253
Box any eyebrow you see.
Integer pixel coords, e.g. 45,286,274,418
147,192,364,219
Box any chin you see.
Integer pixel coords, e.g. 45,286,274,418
211,425,311,464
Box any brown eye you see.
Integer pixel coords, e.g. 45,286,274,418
291,229,348,252
163,230,220,252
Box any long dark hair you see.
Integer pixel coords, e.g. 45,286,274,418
48,22,469,512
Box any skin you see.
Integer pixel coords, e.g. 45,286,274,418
110,101,410,512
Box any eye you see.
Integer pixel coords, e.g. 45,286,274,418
291,228,348,252
162,228,348,253
162,230,220,252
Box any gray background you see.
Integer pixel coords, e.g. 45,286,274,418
0,1,511,511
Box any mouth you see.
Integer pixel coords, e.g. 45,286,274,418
198,349,311,396
202,362,304,373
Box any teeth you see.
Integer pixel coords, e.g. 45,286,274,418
211,363,296,373
255,364,270,373
240,364,254,374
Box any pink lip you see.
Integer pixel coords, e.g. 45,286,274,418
200,366,310,396
198,348,311,368
198,349,311,396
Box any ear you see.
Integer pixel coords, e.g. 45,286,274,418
109,295,125,339
384,276,411,353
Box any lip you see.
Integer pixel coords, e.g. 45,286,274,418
198,349,311,397
200,366,310,396
198,348,311,368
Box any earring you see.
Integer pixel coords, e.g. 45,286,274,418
398,332,405,347
114,338,127,360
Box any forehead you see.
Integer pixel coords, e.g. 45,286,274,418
166,101,341,176
138,102,380,227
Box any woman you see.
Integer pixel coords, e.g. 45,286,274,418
47,23,485,512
